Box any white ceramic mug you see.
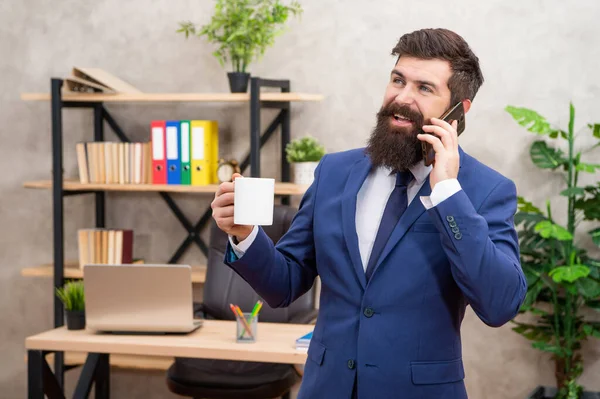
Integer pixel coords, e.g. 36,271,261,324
233,177,275,226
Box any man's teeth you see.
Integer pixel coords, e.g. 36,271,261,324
394,114,411,121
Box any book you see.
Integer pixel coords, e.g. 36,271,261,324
76,141,152,185
295,331,313,352
64,67,142,94
77,228,134,269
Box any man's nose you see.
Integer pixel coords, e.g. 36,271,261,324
394,88,416,105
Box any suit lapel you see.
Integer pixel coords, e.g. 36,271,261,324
341,154,372,290
369,174,431,278
369,146,466,279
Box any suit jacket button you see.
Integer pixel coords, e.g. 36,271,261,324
454,232,462,240
452,226,460,233
347,359,356,369
363,307,374,318
449,220,457,228
446,215,455,222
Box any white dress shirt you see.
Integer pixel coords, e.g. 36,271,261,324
229,162,462,269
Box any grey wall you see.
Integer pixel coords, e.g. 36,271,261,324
2,0,600,397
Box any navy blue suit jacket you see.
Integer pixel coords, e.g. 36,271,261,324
225,147,527,399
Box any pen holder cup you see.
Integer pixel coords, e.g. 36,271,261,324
236,313,258,343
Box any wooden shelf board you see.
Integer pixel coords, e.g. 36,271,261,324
20,92,324,103
21,261,207,283
23,179,308,196
35,352,173,371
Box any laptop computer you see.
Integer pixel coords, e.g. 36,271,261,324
83,264,202,334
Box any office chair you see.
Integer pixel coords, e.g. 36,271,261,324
166,205,318,399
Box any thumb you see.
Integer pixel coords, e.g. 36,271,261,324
232,173,243,181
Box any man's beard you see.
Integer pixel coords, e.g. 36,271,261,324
365,103,425,172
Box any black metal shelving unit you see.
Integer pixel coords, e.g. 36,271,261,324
38,76,297,395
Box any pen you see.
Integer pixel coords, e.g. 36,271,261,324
232,304,254,338
252,300,263,318
250,300,261,317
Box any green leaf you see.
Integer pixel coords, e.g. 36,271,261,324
530,141,567,169
575,163,600,173
505,106,553,135
549,265,590,283
529,307,550,316
576,277,600,298
583,324,600,338
285,136,326,163
532,341,565,356
534,221,573,240
512,322,552,342
549,130,569,139
568,102,575,139
515,212,546,229
591,228,600,247
575,190,600,221
55,280,85,311
589,123,600,139
560,187,586,197
587,299,600,312
517,197,543,214
521,279,545,310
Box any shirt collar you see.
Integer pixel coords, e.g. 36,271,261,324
382,161,431,185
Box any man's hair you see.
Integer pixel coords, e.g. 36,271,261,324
392,28,484,105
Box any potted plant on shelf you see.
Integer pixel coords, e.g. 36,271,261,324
285,135,326,185
177,0,303,93
506,103,600,399
55,280,86,330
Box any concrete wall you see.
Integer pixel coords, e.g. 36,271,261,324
2,0,599,397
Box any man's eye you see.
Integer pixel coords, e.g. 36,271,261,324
420,85,432,93
394,78,404,84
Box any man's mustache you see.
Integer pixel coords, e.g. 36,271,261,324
378,103,424,127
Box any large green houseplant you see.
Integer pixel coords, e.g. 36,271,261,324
177,0,302,92
506,103,600,399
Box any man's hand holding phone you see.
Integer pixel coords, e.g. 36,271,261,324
417,118,460,190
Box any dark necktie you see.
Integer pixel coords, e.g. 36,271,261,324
364,170,413,282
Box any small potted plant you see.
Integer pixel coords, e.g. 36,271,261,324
177,0,303,93
285,135,326,185
55,280,86,330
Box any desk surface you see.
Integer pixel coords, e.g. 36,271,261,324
26,320,312,365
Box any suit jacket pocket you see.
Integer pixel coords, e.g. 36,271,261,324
307,340,326,366
410,223,439,233
410,358,465,385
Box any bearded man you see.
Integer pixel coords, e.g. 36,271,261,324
211,28,527,399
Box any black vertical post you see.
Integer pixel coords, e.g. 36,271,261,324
95,354,110,399
281,81,291,205
28,350,44,399
94,104,105,227
50,78,65,389
250,78,261,177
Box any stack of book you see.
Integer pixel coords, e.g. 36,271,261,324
295,331,313,352
76,142,152,184
77,228,134,269
64,67,142,94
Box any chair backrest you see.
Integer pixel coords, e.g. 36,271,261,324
202,205,316,323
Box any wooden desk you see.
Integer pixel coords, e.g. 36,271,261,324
26,320,312,398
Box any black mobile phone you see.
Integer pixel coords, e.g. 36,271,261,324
422,101,466,166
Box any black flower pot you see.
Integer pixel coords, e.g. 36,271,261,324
527,385,600,398
65,310,86,330
227,72,250,93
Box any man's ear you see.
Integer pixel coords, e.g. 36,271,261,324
462,99,472,114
